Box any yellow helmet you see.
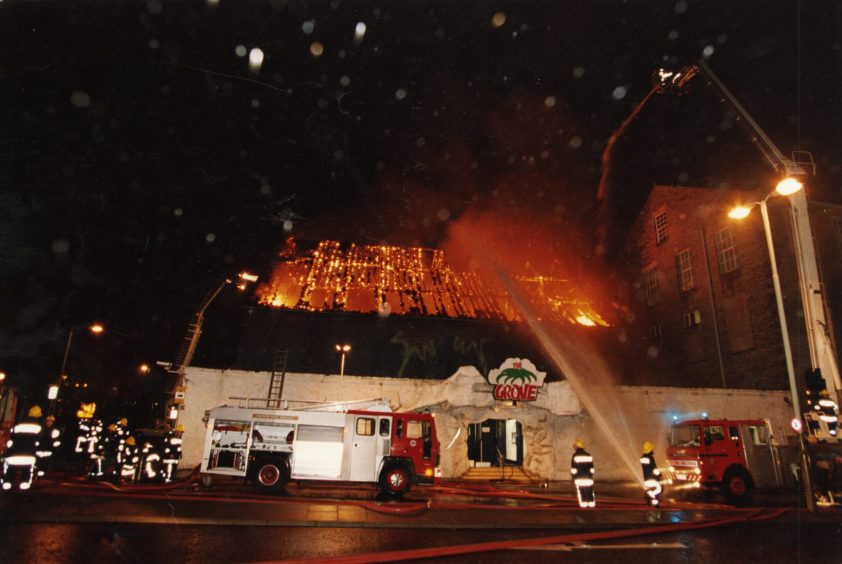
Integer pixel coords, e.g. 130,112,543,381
28,405,43,418
820,389,830,398
573,438,586,449
175,425,185,433
46,415,56,423
119,418,128,427
643,441,655,454
108,424,118,432
126,436,136,446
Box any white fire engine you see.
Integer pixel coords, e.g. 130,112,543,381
200,400,441,496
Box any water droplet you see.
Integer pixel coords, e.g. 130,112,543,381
612,86,628,100
235,45,247,57
340,75,350,87
52,238,70,254
573,66,585,78
354,21,367,41
492,12,507,28
302,20,315,35
206,233,216,243
569,136,583,149
544,96,556,108
283,220,294,232
675,0,688,14
395,88,407,100
70,91,91,108
249,48,265,73
668,30,679,41
310,41,324,57
646,346,659,358
148,38,160,50
437,208,450,221
251,99,260,108
174,208,183,217
702,45,715,58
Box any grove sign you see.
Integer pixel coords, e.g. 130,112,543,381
487,358,546,401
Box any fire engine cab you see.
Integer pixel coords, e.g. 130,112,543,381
200,403,441,497
664,418,782,501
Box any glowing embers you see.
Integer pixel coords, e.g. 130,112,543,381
255,239,608,326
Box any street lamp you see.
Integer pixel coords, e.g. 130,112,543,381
728,176,815,511
335,344,351,402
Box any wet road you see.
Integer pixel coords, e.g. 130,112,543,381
1,476,840,563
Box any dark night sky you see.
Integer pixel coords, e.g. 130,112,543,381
2,0,841,410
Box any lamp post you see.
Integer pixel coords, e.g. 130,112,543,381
335,344,351,402
729,176,815,511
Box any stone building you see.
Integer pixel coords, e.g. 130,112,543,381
621,184,842,397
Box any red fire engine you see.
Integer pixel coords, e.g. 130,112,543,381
200,404,441,496
664,418,783,501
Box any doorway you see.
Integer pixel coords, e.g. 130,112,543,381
467,419,525,467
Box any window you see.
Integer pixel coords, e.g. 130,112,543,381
675,249,694,291
643,269,659,306
682,310,701,328
748,425,769,446
715,225,738,273
654,211,668,245
406,420,423,439
670,425,700,447
379,418,390,437
355,417,375,436
650,323,663,339
705,425,725,442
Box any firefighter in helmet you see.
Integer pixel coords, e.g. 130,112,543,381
1,405,44,491
117,436,140,484
570,438,596,508
74,402,96,456
641,441,663,507
86,417,105,479
814,390,839,438
36,415,62,476
160,425,184,483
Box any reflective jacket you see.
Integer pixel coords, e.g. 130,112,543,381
570,448,594,481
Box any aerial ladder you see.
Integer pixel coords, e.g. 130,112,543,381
653,60,841,405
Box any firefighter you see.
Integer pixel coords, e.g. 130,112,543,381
160,425,184,483
36,415,62,476
641,441,662,507
117,436,140,484
140,439,161,482
74,403,95,455
815,390,839,438
570,438,595,508
1,405,44,491
86,418,105,479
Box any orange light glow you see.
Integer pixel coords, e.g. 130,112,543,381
575,314,598,327
89,323,105,334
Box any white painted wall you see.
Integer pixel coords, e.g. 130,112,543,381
179,365,793,482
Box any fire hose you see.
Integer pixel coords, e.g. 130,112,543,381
266,507,790,564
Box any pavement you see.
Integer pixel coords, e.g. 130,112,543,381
2,472,838,530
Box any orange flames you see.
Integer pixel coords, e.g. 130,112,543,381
255,238,608,327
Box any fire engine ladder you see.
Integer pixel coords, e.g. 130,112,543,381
266,349,289,408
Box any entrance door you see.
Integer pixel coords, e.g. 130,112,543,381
468,419,524,467
350,415,378,481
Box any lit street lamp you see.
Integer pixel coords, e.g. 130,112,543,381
728,176,815,511
335,344,351,402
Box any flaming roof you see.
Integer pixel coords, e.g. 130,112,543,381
255,239,609,327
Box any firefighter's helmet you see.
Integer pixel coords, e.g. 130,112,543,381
573,438,586,450
108,424,118,432
28,405,43,418
46,415,56,423
643,441,655,454
175,425,185,433
126,436,136,446
119,418,128,427
820,389,830,398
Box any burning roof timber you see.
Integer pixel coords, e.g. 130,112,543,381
255,239,608,327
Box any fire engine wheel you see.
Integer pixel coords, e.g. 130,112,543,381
379,465,412,497
722,469,753,503
254,459,288,493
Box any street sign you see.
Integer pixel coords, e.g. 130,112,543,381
790,417,803,434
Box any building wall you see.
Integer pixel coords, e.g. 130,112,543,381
623,185,793,390
180,366,793,482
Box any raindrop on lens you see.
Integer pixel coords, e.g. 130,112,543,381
310,41,324,57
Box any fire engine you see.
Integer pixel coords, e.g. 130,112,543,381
200,402,441,496
664,418,784,501
665,416,842,504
